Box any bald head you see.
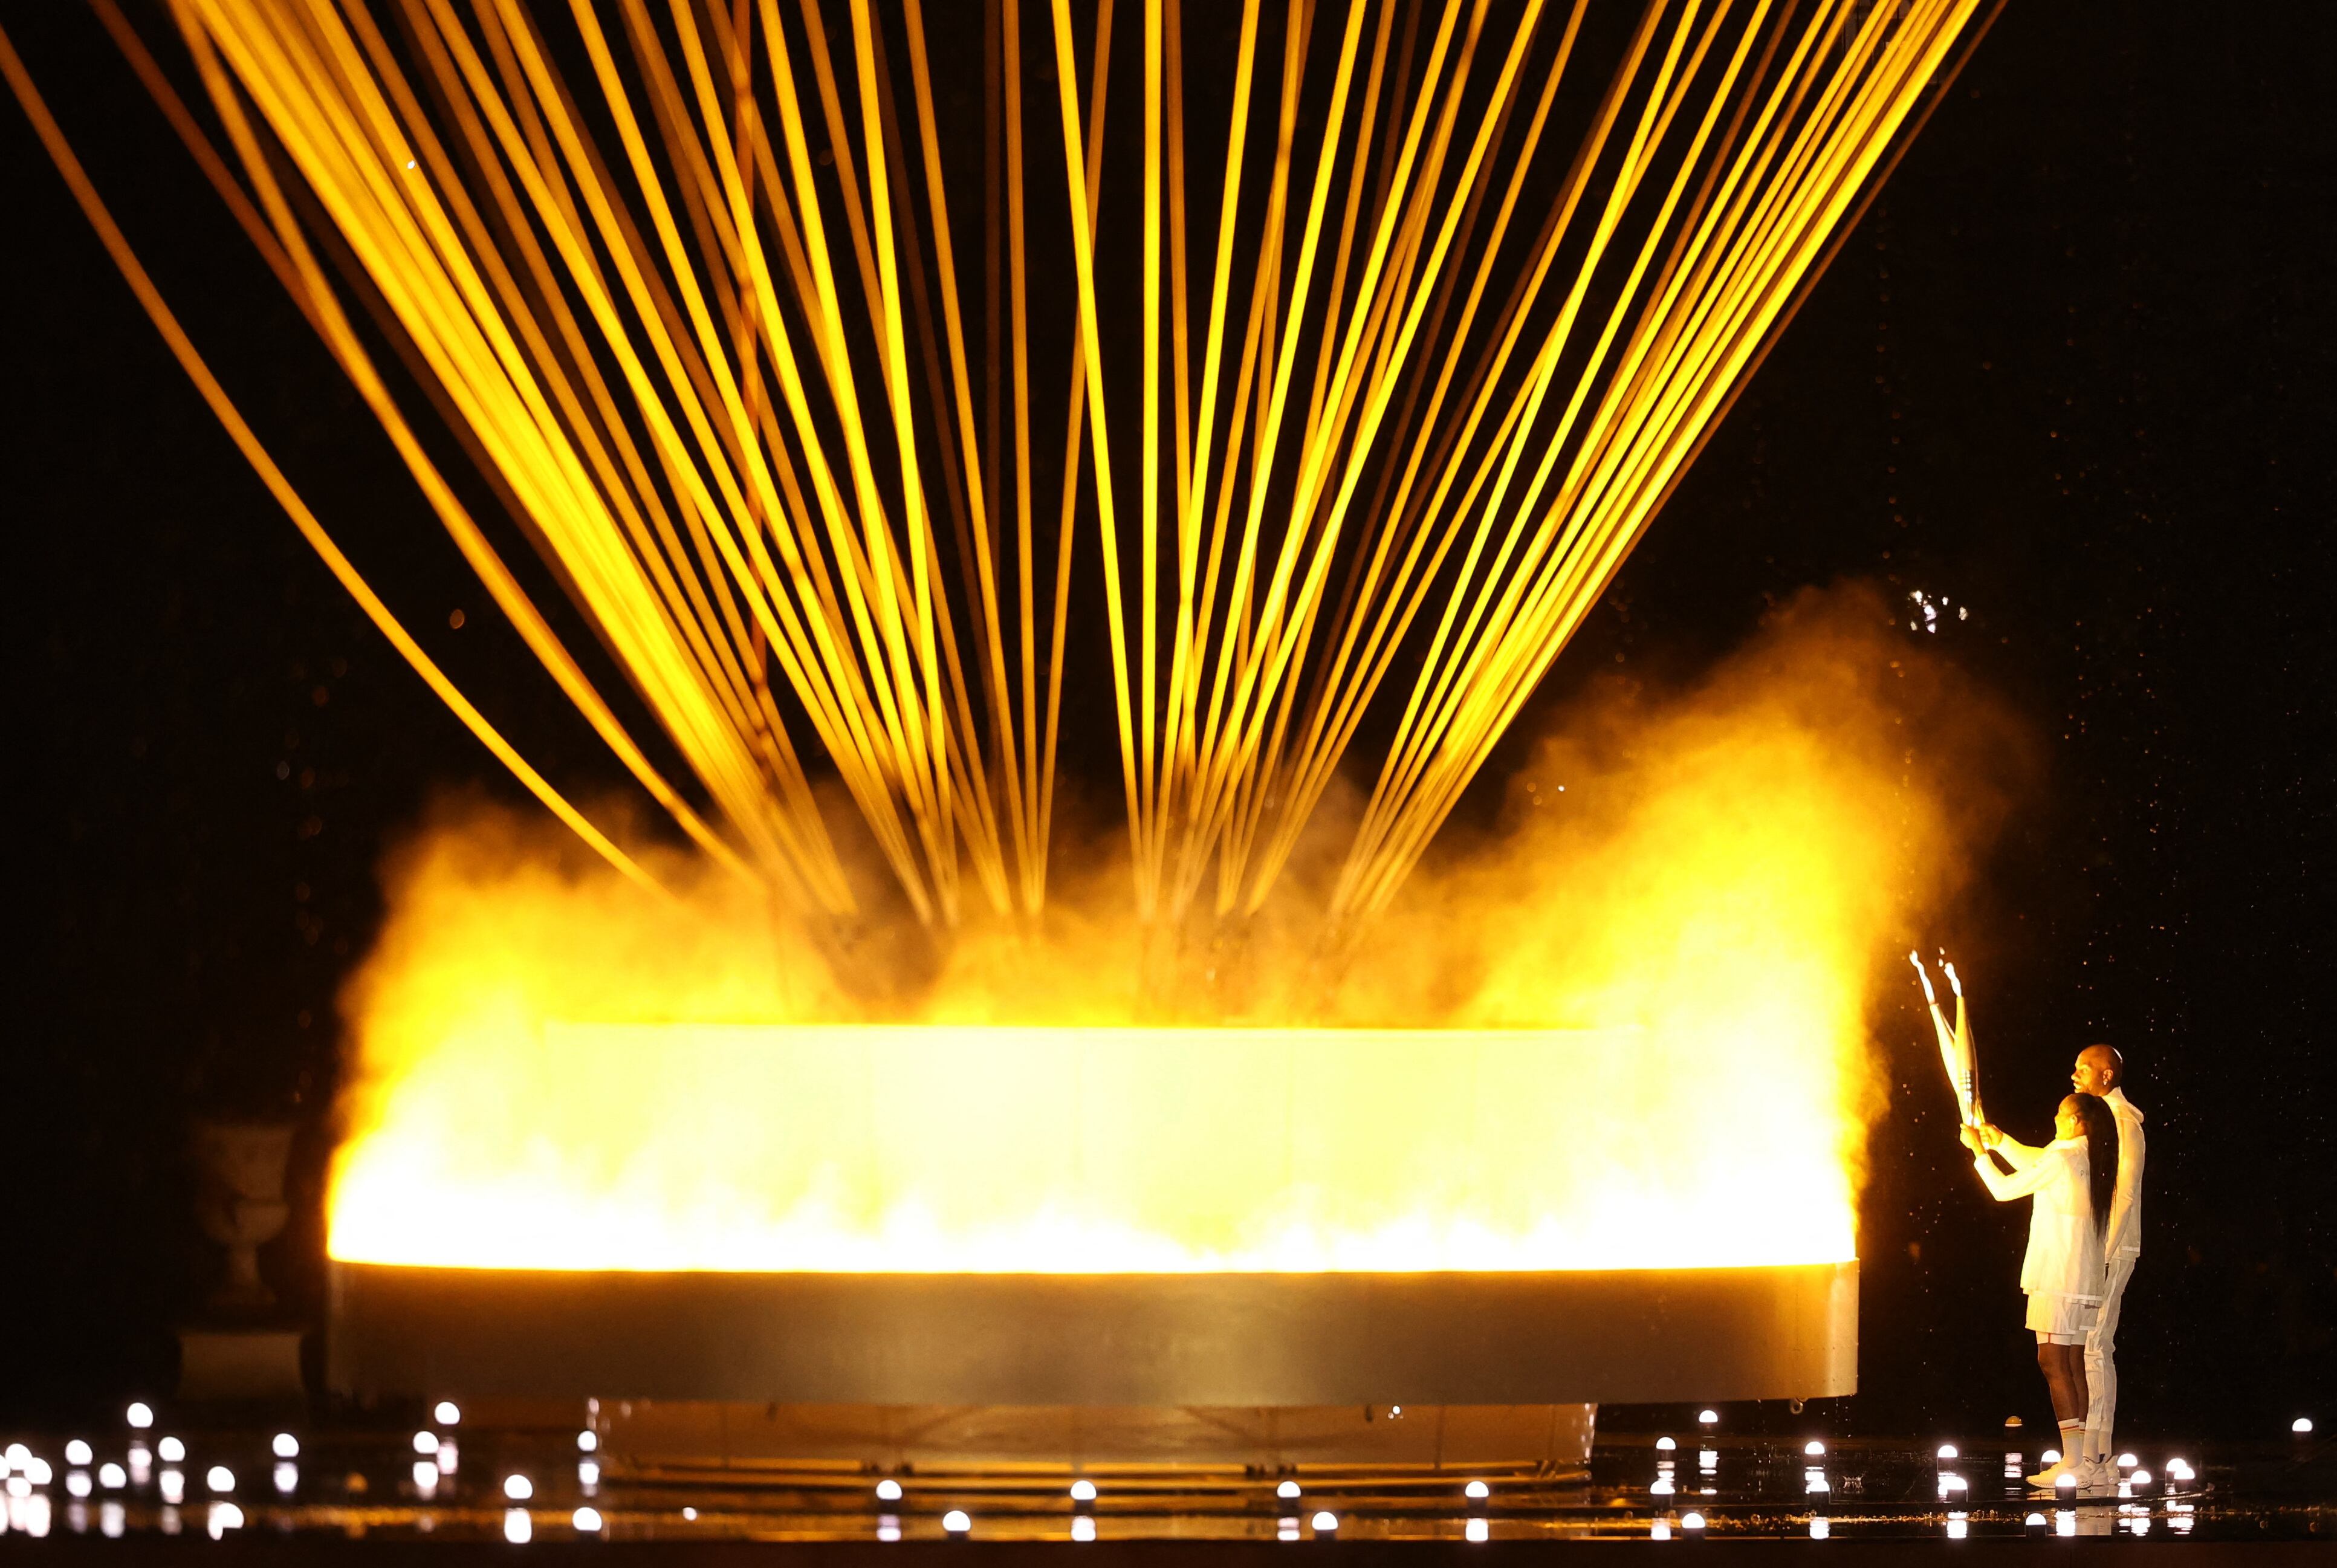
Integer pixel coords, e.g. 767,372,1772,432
2072,1044,2124,1096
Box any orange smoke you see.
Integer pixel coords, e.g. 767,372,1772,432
328,585,2013,1272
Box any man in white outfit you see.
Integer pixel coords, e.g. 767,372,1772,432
2070,1045,2144,1479
1982,1043,2144,1492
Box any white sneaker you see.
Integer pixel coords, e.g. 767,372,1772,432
2076,1460,2117,1497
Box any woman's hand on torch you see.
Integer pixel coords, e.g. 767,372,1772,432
1958,1123,1986,1155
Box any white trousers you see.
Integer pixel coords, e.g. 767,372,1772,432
2084,1252,2138,1456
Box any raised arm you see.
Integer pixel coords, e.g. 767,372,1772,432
1972,1147,2057,1202
2103,1116,2146,1255
1983,1125,2046,1171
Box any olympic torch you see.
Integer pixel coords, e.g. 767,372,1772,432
1910,951,1983,1127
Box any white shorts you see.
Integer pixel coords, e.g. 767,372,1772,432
2027,1291,2099,1344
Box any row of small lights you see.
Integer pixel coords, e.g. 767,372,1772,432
4,1405,2322,1543
863,1471,1503,1541
685,1410,2309,1544
1641,1408,2295,1541
1,1403,277,1541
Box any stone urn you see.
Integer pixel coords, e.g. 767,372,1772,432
190,1119,296,1314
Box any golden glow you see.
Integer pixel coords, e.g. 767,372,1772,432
0,8,2005,1279
328,597,1994,1274
331,1023,1850,1272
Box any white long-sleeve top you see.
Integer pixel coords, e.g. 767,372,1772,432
1998,1090,2146,1261
1973,1136,2105,1302
2101,1087,2146,1260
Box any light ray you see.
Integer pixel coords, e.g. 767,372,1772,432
22,0,1989,935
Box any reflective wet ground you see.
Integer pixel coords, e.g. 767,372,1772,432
0,1414,2329,1546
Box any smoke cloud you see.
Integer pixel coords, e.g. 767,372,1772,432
330,582,2024,1270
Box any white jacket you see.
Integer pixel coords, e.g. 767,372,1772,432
2000,1091,2145,1262
1974,1136,2106,1302
2101,1087,2146,1260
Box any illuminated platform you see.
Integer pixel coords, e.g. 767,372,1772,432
327,1260,1857,1407
328,1023,1861,1431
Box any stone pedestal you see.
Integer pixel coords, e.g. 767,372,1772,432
181,1117,307,1404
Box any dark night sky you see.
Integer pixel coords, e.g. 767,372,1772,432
3,2,2330,1438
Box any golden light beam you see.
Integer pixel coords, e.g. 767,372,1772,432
0,16,669,899
31,0,1991,937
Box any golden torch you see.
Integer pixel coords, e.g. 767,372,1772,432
1910,951,1983,1127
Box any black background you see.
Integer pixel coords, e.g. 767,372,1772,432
3,1,2329,1441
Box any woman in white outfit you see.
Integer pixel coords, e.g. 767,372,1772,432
1962,1092,2116,1489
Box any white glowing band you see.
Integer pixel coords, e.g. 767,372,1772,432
330,1024,1858,1274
